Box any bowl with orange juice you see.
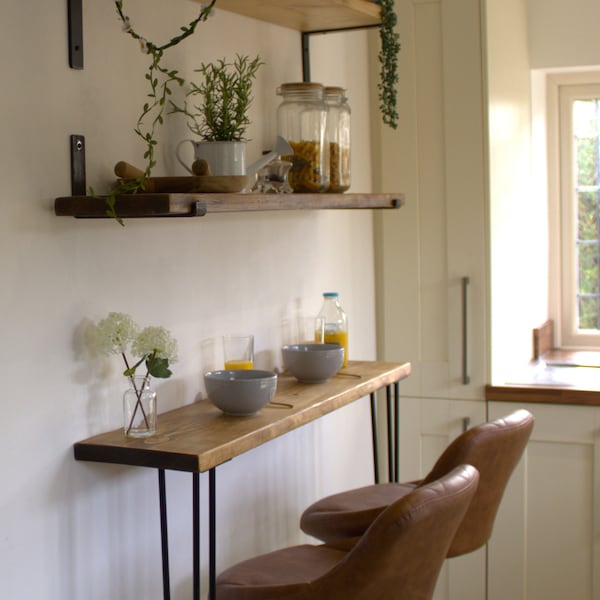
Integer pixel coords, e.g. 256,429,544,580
281,343,344,383
204,369,277,416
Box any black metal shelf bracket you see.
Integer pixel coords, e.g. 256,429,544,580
68,0,84,69
70,135,86,196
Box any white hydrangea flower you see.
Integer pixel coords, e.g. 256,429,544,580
133,326,178,362
121,17,132,33
92,312,139,356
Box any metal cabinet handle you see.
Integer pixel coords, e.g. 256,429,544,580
462,277,470,385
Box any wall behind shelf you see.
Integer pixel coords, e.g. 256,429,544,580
0,1,378,598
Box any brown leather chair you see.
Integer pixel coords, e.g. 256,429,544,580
216,464,479,600
300,409,534,557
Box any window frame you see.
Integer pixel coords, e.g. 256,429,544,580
548,71,600,348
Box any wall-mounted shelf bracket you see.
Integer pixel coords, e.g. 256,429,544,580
68,0,84,69
301,24,380,82
70,134,86,196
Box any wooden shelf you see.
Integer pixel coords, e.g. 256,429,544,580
54,192,404,219
206,0,381,32
74,360,411,472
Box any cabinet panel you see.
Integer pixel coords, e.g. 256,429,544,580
398,396,487,600
375,0,487,402
488,401,600,600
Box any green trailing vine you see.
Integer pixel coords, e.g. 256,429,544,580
100,0,217,225
376,0,401,129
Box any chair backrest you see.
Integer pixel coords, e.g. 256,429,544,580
421,409,534,556
314,464,479,600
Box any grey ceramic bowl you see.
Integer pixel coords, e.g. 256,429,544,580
282,343,345,383
204,369,277,416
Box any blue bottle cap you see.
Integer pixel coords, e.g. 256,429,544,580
323,292,339,298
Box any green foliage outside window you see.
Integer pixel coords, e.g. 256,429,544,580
574,99,600,329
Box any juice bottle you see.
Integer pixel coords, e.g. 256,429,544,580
317,292,348,367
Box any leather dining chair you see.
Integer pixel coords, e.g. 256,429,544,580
216,464,479,600
300,409,534,557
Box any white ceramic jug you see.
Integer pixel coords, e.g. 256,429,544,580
176,140,246,176
176,136,292,177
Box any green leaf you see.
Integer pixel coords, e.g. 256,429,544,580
147,357,172,379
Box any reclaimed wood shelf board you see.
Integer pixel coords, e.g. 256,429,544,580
54,193,404,219
74,360,411,472
204,0,381,32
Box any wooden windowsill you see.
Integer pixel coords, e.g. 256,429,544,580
533,319,600,367
486,319,600,406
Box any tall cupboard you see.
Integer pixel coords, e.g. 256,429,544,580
373,1,488,598
374,0,488,406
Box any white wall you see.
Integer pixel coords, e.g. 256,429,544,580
485,0,548,381
527,0,600,69
0,1,379,598
488,0,600,378
526,0,600,353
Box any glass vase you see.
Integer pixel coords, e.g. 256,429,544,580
123,376,157,438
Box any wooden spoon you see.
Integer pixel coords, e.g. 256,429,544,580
192,159,212,176
114,161,145,178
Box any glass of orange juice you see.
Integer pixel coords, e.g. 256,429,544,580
223,335,254,370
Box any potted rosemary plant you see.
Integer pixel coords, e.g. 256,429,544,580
171,54,263,176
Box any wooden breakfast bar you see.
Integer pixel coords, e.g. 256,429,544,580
74,360,412,600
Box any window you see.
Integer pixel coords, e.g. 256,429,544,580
558,80,600,347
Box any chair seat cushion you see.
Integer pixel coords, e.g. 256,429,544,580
216,544,347,600
300,482,418,542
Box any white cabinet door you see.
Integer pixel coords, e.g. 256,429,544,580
488,401,600,600
398,396,487,600
374,0,487,403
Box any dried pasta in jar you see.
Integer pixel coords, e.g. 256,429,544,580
276,82,330,193
325,87,351,192
283,140,328,193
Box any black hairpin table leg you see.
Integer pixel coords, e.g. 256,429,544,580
386,385,395,482
394,381,400,482
209,468,217,600
370,392,380,484
158,469,171,600
193,472,200,600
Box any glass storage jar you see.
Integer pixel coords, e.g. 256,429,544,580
325,86,351,192
276,82,329,192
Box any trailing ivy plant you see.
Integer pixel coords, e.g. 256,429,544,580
376,0,401,129
96,0,216,225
